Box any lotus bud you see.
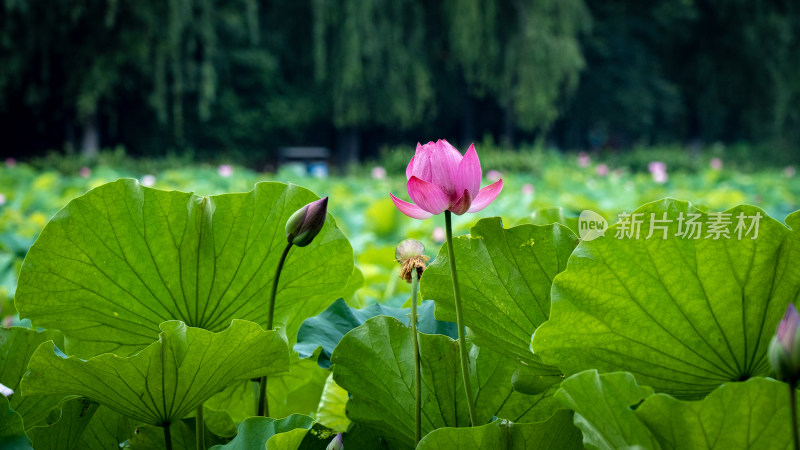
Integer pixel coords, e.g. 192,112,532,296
285,197,328,247
769,304,800,386
395,239,429,283
326,433,343,450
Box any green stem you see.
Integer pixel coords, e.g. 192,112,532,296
164,423,173,450
196,404,205,450
258,242,293,417
791,383,799,450
445,211,477,426
411,268,421,445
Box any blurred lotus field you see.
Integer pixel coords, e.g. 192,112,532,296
1,144,799,322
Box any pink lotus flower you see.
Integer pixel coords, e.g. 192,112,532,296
710,157,723,170
390,140,503,219
79,166,91,178
596,164,609,176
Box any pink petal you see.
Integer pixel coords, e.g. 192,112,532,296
428,140,463,196
467,179,503,213
390,194,434,220
449,189,472,215
407,176,449,215
454,143,481,198
406,155,415,180
409,142,433,183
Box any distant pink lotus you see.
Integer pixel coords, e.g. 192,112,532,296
218,164,234,177
577,152,590,167
390,140,503,219
785,166,796,178
487,170,502,182
648,161,668,184
5,158,16,168
521,183,534,195
710,158,723,170
596,164,609,176
79,166,91,178
371,166,387,179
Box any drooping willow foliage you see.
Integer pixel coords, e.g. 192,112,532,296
1,0,798,159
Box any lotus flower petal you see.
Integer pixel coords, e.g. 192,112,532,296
390,194,434,219
454,143,481,198
449,189,472,215
407,176,449,215
467,179,503,213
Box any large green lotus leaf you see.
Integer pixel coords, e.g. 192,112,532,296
16,179,354,357
295,298,457,368
0,395,32,450
209,414,337,450
556,370,659,450
205,356,328,423
636,377,799,449
331,316,560,448
27,397,99,450
534,200,800,397
315,374,350,433
21,320,289,426
0,326,65,429
421,217,577,367
416,409,582,450
76,406,133,450
129,419,227,450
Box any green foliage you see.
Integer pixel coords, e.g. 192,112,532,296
0,395,32,450
331,316,559,447
22,320,289,426
416,410,583,450
421,218,577,367
26,398,99,450
294,298,456,368
534,199,800,398
16,179,354,357
558,370,800,450
556,371,659,449
0,327,65,429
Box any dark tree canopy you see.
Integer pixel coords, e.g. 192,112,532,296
0,0,797,161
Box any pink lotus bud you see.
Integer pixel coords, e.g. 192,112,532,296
596,164,609,177
769,304,800,385
390,140,503,219
326,433,343,450
79,166,91,178
710,158,723,170
285,197,328,247
5,158,16,168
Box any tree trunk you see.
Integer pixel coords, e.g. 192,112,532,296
81,113,100,158
337,127,361,170
502,99,515,148
461,92,476,145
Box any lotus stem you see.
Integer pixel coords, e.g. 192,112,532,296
410,268,422,444
258,241,294,417
444,211,477,426
196,404,205,450
164,423,173,450
791,383,799,450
